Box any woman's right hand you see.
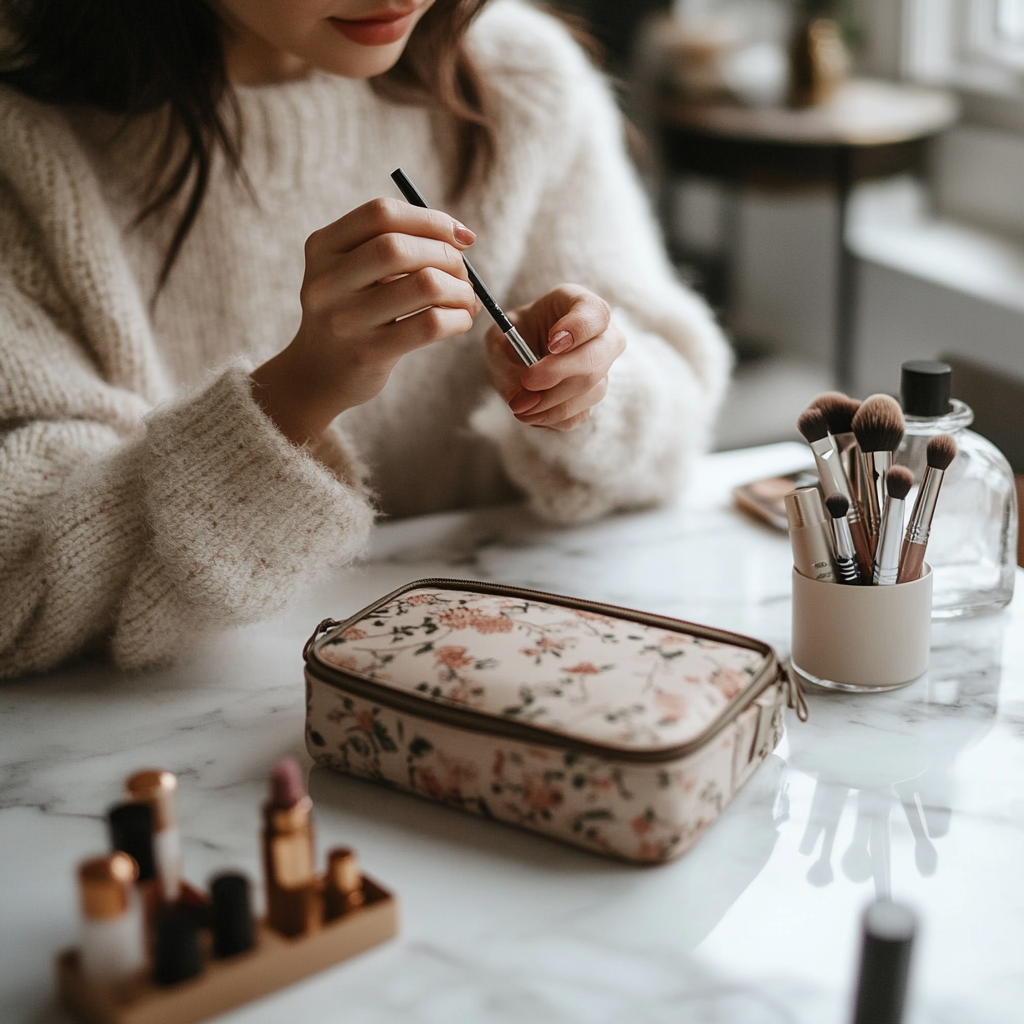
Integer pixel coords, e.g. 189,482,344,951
250,196,481,446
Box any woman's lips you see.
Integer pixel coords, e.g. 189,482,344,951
329,10,416,46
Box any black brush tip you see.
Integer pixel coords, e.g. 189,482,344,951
797,406,829,444
852,394,905,452
825,493,850,519
886,465,914,501
926,434,957,471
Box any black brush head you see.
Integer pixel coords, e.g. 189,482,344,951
851,394,905,453
797,406,829,444
886,465,914,501
812,391,861,436
926,433,957,471
825,493,850,519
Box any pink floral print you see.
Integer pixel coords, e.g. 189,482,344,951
315,588,767,752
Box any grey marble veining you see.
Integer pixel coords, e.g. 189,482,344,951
2,442,1022,1024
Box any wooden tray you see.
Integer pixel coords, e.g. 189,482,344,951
57,878,397,1024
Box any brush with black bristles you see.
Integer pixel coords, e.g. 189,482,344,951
872,465,914,586
898,434,958,584
851,395,906,553
798,405,873,578
824,494,862,585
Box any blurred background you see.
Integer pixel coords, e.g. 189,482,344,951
549,0,1024,510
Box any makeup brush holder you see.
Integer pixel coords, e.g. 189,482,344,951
790,567,932,692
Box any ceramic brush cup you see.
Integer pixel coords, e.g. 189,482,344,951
790,567,932,692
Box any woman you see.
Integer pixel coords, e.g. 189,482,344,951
0,0,729,677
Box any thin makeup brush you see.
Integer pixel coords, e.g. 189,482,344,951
872,465,913,586
851,395,905,554
898,434,957,584
824,494,862,585
798,406,873,578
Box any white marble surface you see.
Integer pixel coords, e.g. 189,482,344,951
2,442,1023,1024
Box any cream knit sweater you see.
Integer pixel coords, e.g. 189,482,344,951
0,0,730,678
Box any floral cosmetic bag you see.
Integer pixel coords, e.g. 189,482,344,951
304,579,806,864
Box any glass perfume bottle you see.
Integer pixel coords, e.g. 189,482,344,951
895,361,1017,618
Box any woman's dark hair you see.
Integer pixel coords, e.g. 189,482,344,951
0,0,495,293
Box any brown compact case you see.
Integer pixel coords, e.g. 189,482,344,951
304,579,806,864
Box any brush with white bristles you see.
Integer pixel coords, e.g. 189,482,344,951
798,404,873,577
851,395,905,552
872,465,914,586
898,435,958,584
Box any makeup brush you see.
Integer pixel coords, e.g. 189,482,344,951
851,395,905,553
872,465,913,586
812,391,864,523
798,406,873,577
825,494,862,585
897,434,957,584
812,391,861,445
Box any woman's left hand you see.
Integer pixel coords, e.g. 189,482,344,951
485,284,626,431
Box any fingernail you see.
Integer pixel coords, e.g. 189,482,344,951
453,221,476,245
509,390,541,414
548,330,572,353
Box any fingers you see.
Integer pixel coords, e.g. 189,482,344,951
357,267,479,326
345,232,470,292
543,286,611,355
516,378,608,430
305,196,475,273
374,304,477,357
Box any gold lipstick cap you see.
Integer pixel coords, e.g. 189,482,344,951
784,487,828,530
327,848,363,902
125,770,177,830
79,853,138,920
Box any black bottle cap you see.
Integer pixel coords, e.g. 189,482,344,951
107,802,156,881
154,907,204,985
900,360,951,417
210,873,255,958
851,900,917,1024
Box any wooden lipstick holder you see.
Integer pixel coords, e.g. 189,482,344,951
57,875,398,1024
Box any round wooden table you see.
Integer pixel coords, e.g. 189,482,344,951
658,79,959,390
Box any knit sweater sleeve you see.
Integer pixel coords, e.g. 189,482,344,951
0,108,373,677
468,2,732,524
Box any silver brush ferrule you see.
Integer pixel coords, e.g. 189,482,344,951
873,495,906,586
829,514,861,585
904,467,943,546
505,326,539,366
810,436,858,514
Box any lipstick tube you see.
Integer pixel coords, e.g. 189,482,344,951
125,770,181,903
898,467,943,584
323,848,365,922
78,853,146,984
785,488,837,583
263,795,320,937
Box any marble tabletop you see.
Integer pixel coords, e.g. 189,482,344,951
2,442,1022,1024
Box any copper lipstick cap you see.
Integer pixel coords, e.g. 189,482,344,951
125,770,178,830
79,852,138,920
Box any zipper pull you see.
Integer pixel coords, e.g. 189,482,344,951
783,664,809,722
303,618,342,661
